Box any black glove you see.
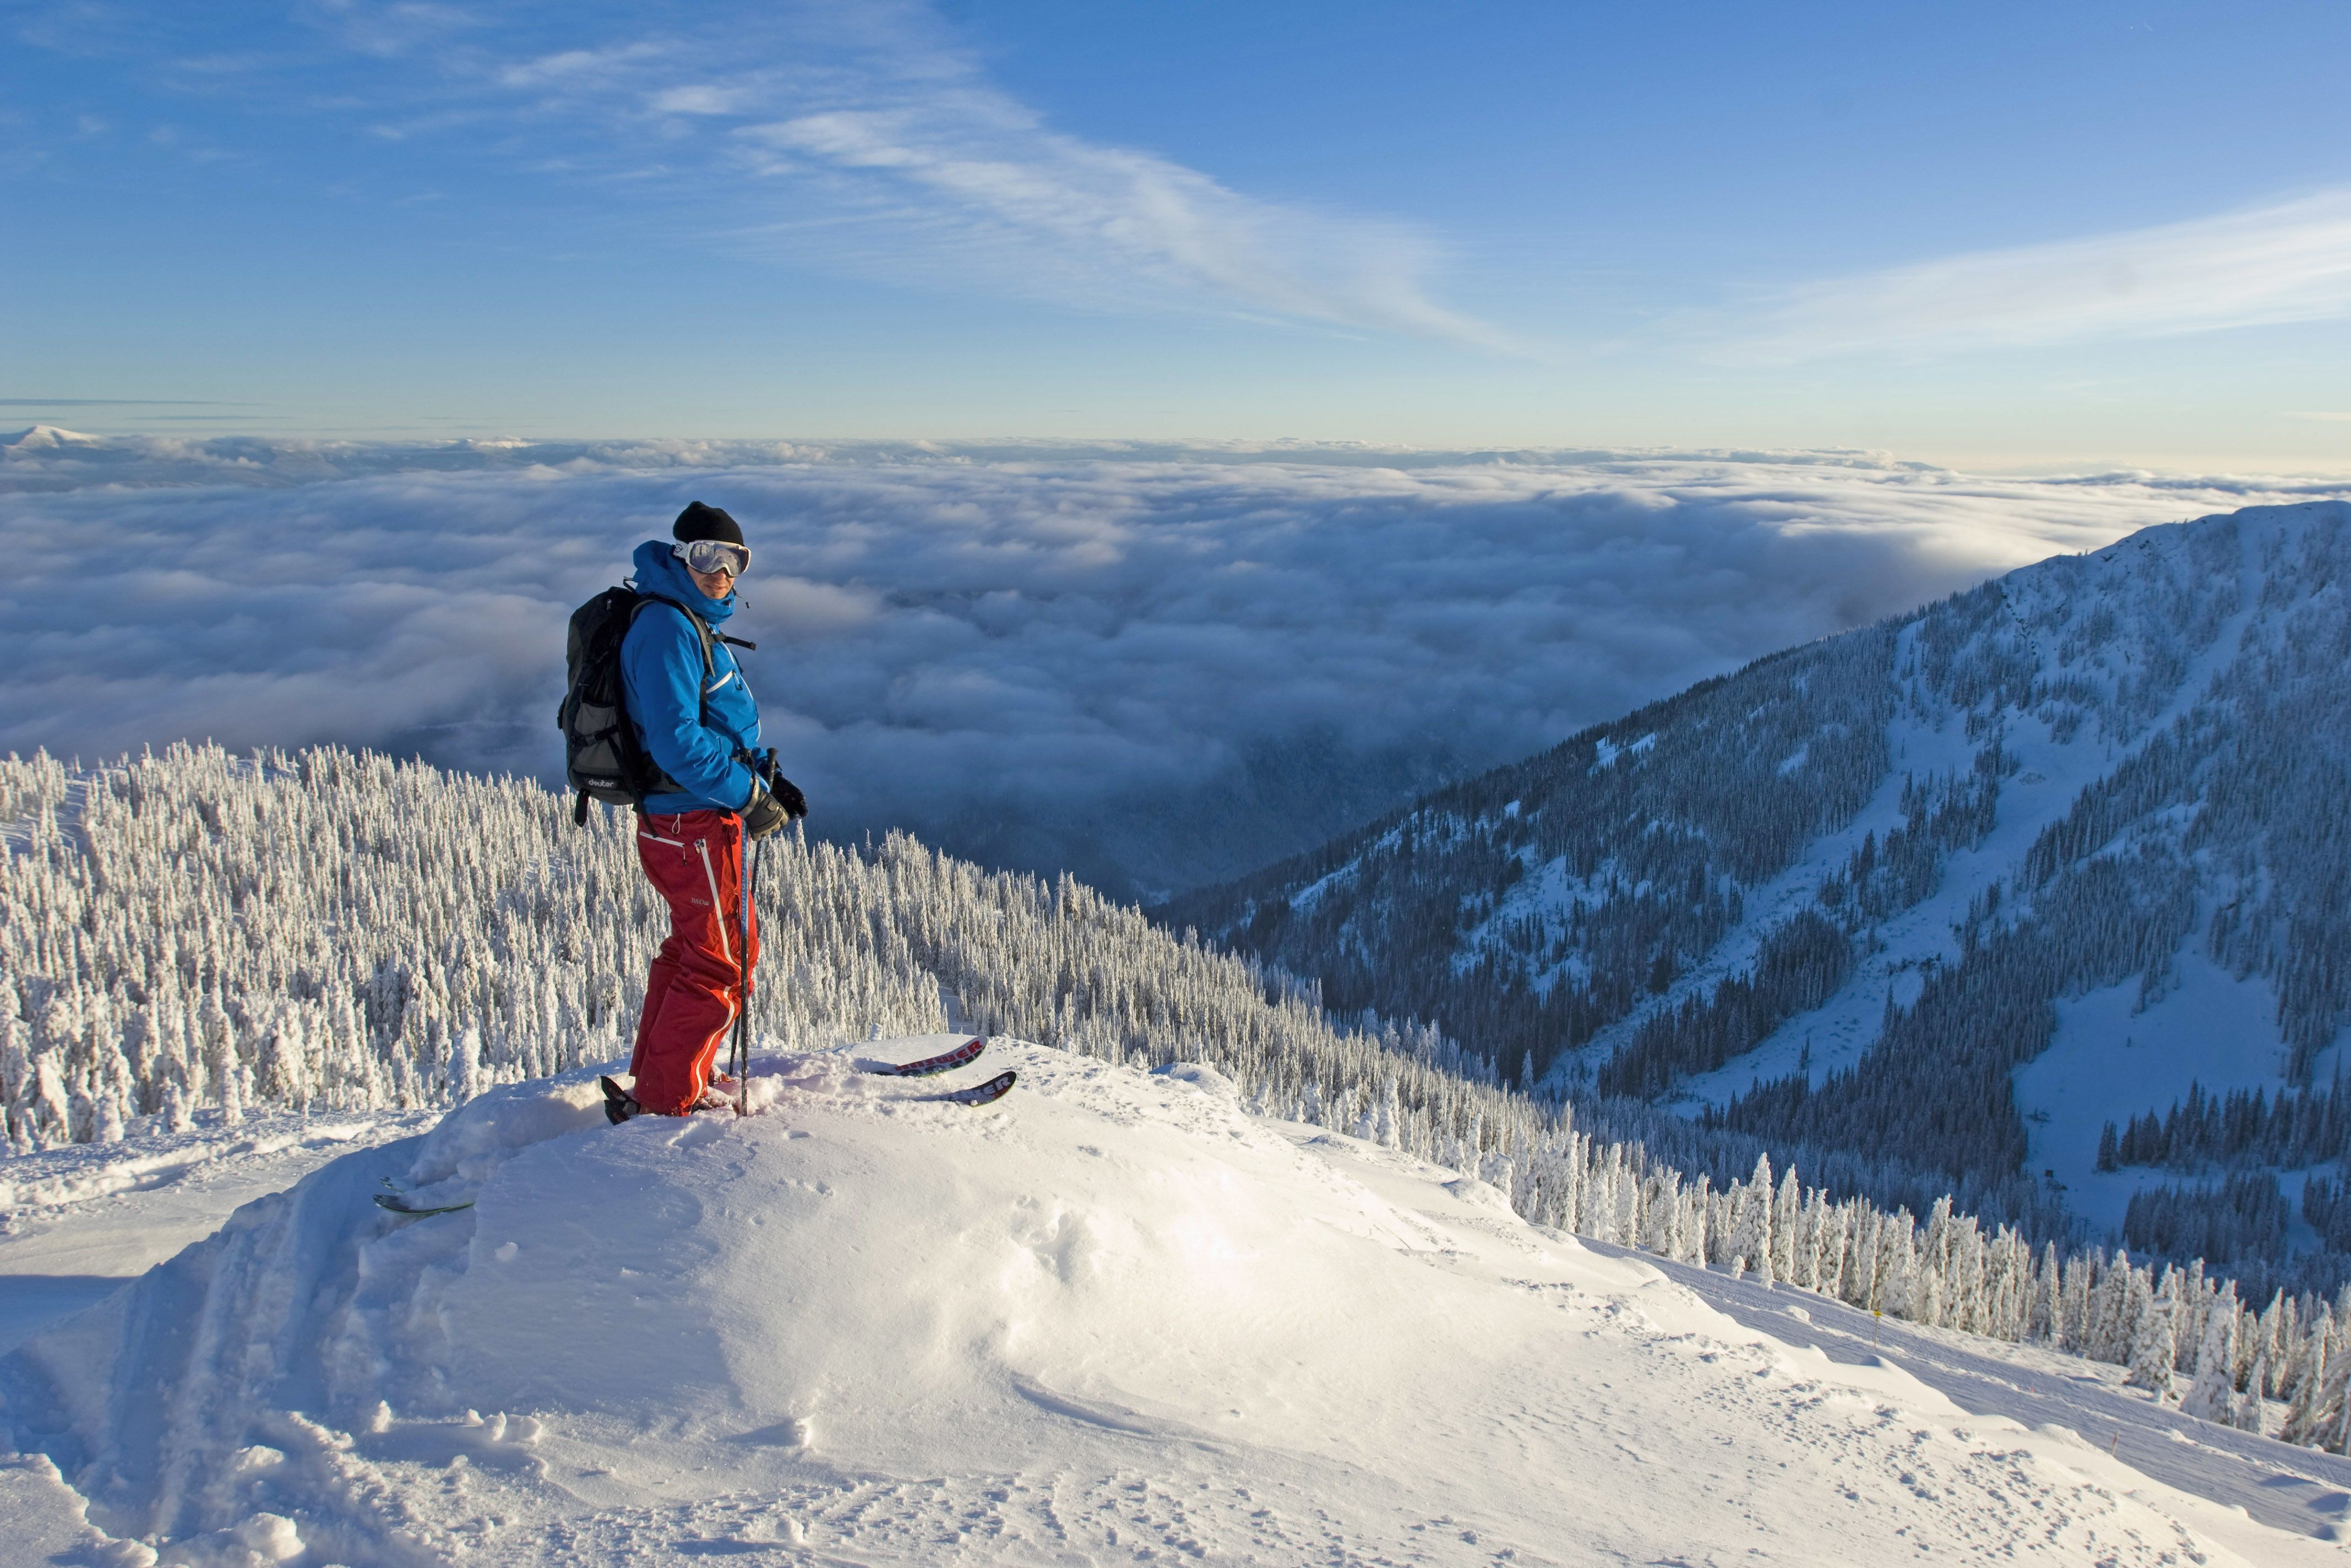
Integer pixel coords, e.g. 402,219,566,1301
758,761,808,820
741,778,794,840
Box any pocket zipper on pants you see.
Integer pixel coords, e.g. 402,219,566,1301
696,837,734,966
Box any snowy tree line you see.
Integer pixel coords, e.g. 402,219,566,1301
1601,748,2006,1102
1156,621,1901,1084
1520,1139,2351,1451
2120,1172,2290,1268
2099,1076,2351,1175
1597,910,1853,1099
1820,747,2006,923
2300,1174,2351,1254
4,741,2349,1449
1720,817,2201,1186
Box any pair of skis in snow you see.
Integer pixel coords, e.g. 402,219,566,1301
379,1041,1014,1218
589,1037,1013,1123
864,1034,1015,1096
597,1035,1014,1117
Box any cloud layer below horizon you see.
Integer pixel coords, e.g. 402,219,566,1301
2,437,2332,894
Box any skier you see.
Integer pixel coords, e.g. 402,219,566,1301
610,501,805,1119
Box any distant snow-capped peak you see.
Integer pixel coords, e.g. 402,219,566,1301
0,424,102,449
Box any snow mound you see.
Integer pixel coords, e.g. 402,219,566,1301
0,1039,2303,1564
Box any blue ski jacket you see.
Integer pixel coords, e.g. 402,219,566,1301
620,539,762,816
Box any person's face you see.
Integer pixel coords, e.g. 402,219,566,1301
688,564,736,599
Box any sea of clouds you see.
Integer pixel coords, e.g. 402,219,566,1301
4,429,2334,897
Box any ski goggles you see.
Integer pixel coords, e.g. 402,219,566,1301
674,539,750,578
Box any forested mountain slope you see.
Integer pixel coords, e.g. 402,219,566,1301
1158,500,2351,1277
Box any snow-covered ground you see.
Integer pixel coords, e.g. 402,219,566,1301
0,1110,436,1355
0,1037,2335,1564
1578,1234,2351,1545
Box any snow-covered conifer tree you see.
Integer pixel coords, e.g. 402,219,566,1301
2124,1267,2174,1397
1812,1197,1849,1299
1771,1165,1802,1285
2234,1354,2269,1434
2176,1284,2238,1421
1733,1152,1774,1286
1875,1211,1916,1317
2281,1324,2333,1445
451,1025,484,1106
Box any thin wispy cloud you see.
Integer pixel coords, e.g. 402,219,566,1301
494,42,672,90
731,92,1506,348
1741,189,2351,359
295,1,1506,349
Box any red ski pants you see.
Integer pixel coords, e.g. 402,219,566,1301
629,809,760,1115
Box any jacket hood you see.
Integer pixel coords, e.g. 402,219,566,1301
631,539,738,624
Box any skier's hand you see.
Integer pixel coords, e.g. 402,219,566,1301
768,774,808,819
741,778,794,839
754,756,808,820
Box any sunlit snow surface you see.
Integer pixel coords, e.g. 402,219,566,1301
0,1110,437,1355
0,1039,2328,1565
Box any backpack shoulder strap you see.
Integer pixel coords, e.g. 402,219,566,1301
632,592,716,669
630,593,719,722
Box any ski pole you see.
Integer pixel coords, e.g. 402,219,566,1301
733,833,758,1118
731,806,754,1119
731,748,777,1119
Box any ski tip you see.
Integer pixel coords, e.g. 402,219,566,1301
374,1193,476,1216
934,1069,1017,1106
873,1036,988,1077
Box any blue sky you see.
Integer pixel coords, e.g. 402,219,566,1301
6,1,2350,467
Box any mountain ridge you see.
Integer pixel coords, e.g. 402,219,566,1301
1156,499,2351,1275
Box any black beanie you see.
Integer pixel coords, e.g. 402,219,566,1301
673,500,744,547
